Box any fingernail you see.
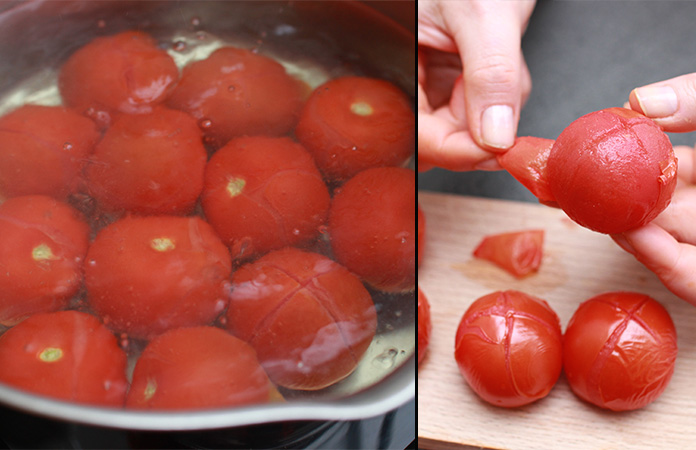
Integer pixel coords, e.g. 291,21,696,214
633,86,678,118
474,158,501,171
481,105,515,150
612,234,636,255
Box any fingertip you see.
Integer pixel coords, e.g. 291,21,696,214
480,104,516,151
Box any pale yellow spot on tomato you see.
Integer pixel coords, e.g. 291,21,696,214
151,237,175,252
32,244,56,261
38,347,63,362
350,101,373,116
227,177,246,197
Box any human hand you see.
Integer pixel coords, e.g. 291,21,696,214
418,0,536,172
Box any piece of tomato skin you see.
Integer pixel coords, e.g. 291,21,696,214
497,136,557,205
418,287,432,365
472,229,544,278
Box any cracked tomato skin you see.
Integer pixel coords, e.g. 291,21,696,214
296,76,415,182
329,167,415,292
202,136,330,260
563,291,677,411
455,290,563,408
86,107,207,215
547,108,676,234
0,105,100,199
0,196,89,326
59,30,179,127
127,327,277,410
418,288,431,365
85,216,231,339
226,248,377,391
472,229,544,278
0,310,128,406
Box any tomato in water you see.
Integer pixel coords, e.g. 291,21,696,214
84,216,232,339
417,204,425,267
85,107,207,215
202,136,330,260
472,229,544,278
0,105,100,200
58,30,179,127
127,326,278,410
295,76,415,183
0,310,128,406
226,248,377,391
329,167,415,293
563,291,678,411
454,290,563,408
0,196,89,326
166,47,305,148
418,287,431,365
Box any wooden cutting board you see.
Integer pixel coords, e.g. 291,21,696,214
417,191,696,450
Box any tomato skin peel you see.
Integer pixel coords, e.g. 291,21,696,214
418,287,431,365
473,229,544,278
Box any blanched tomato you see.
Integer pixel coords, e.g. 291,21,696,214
0,310,128,406
59,31,179,127
473,230,544,278
202,136,330,260
127,327,277,410
0,105,100,199
226,248,377,391
86,107,207,215
547,108,676,234
84,216,231,339
418,204,425,267
329,167,415,292
0,196,89,326
166,47,304,148
497,137,556,205
295,76,415,182
455,290,563,408
418,288,431,365
563,291,677,411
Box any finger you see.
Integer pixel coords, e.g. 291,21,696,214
628,73,696,132
519,52,533,109
652,186,696,244
673,145,695,183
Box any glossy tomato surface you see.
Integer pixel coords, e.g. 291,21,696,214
497,136,556,205
563,291,678,411
167,47,304,148
85,216,231,339
127,326,276,410
473,229,544,278
547,108,676,234
0,105,100,199
0,196,89,326
296,76,415,182
329,167,415,292
59,31,179,127
202,136,330,260
86,107,207,215
417,204,425,267
418,287,431,365
0,310,128,406
455,290,563,408
226,248,377,391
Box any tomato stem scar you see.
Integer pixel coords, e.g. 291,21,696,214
151,237,175,252
38,347,63,362
32,244,56,261
350,101,373,116
226,177,246,197
144,379,157,401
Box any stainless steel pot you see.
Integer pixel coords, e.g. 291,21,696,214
0,0,415,433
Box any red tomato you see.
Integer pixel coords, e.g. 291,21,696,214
0,310,128,406
418,204,425,267
455,290,563,407
472,230,544,278
547,108,676,234
166,47,304,147
85,107,207,215
563,291,677,411
127,326,277,410
84,216,231,339
202,136,330,260
418,288,431,365
59,30,179,127
496,137,557,205
295,76,415,182
0,105,100,199
329,167,415,292
0,196,89,326
226,248,377,391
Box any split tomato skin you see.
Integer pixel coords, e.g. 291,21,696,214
418,287,431,365
473,230,544,278
0,196,90,326
86,107,207,215
84,216,232,339
547,108,676,234
563,291,677,411
225,248,377,391
329,167,416,293
0,105,100,199
127,327,276,410
0,310,128,406
455,290,563,408
296,76,415,182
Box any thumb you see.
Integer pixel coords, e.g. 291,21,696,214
629,73,696,132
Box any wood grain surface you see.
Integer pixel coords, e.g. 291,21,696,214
417,191,696,450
